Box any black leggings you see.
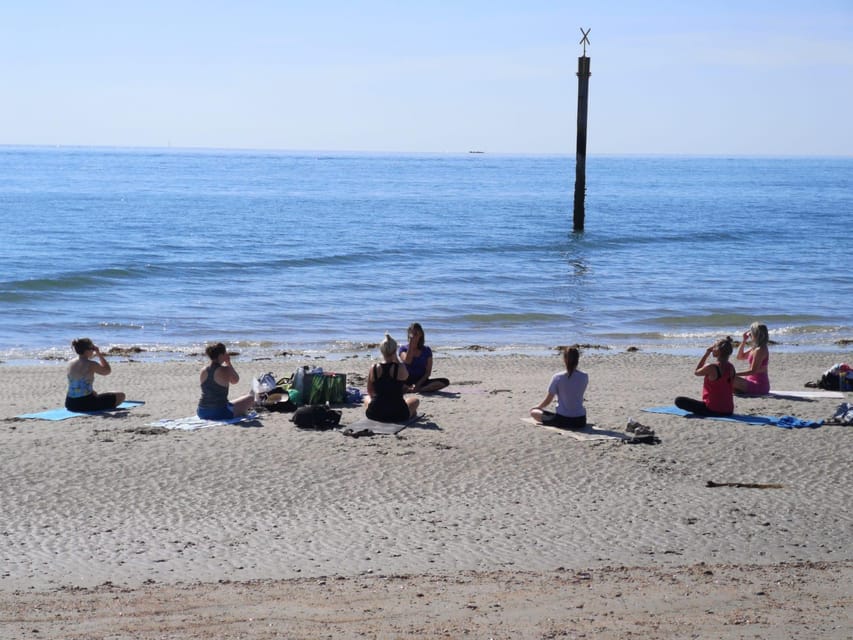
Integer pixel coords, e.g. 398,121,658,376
407,376,450,391
541,411,586,429
674,396,731,417
365,401,409,423
65,393,121,412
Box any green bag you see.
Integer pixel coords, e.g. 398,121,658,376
306,373,347,404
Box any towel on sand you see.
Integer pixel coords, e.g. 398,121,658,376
146,412,259,431
521,417,623,441
17,401,145,421
642,406,822,428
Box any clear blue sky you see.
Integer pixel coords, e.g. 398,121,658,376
2,1,851,155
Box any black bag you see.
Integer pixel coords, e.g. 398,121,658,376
290,404,342,430
264,399,297,413
819,372,853,392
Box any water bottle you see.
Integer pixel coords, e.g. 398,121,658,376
294,366,306,395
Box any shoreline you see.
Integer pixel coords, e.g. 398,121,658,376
2,334,852,368
2,350,850,637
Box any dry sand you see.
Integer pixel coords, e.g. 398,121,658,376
1,349,851,638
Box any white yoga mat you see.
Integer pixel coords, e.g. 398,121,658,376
766,390,845,399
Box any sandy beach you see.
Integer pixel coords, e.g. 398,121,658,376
1,349,851,638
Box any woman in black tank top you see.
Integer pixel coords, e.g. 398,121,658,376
365,333,419,423
197,342,256,420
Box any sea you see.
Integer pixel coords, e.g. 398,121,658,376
1,146,851,365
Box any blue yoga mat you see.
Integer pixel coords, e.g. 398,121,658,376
17,401,145,421
642,405,821,428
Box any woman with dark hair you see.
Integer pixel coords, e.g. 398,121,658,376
65,338,126,412
733,322,771,395
675,336,736,416
399,322,449,393
365,333,420,422
197,342,255,420
530,345,588,429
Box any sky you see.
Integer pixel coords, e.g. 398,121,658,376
2,1,852,156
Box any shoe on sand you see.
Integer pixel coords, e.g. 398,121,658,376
626,419,653,436
625,432,661,445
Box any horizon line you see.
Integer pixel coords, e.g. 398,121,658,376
1,143,851,160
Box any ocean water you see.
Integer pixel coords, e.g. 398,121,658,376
1,146,851,363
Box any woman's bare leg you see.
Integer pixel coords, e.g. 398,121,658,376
232,394,256,416
406,396,420,418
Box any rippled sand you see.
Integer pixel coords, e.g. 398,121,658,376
1,350,851,638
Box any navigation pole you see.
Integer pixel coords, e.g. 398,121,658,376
573,28,591,231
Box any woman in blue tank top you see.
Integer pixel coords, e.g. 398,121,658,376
399,322,450,393
65,337,126,412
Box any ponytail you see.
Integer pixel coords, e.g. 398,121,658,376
562,345,580,376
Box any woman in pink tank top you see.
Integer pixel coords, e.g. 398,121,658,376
675,336,735,416
734,322,770,395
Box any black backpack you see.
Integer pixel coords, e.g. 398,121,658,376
290,404,342,430
819,372,853,392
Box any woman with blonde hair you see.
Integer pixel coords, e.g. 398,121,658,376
733,322,771,395
530,345,588,429
675,336,736,416
365,333,419,422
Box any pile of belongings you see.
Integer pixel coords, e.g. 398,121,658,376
252,367,351,412
805,363,853,391
252,372,298,412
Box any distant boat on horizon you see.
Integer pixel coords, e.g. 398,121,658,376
468,150,484,154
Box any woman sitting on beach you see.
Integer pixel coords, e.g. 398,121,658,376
530,345,588,429
365,333,420,423
399,322,450,393
197,342,255,420
733,322,770,395
65,338,126,412
674,336,735,416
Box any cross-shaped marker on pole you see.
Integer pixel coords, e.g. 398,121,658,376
579,28,591,56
